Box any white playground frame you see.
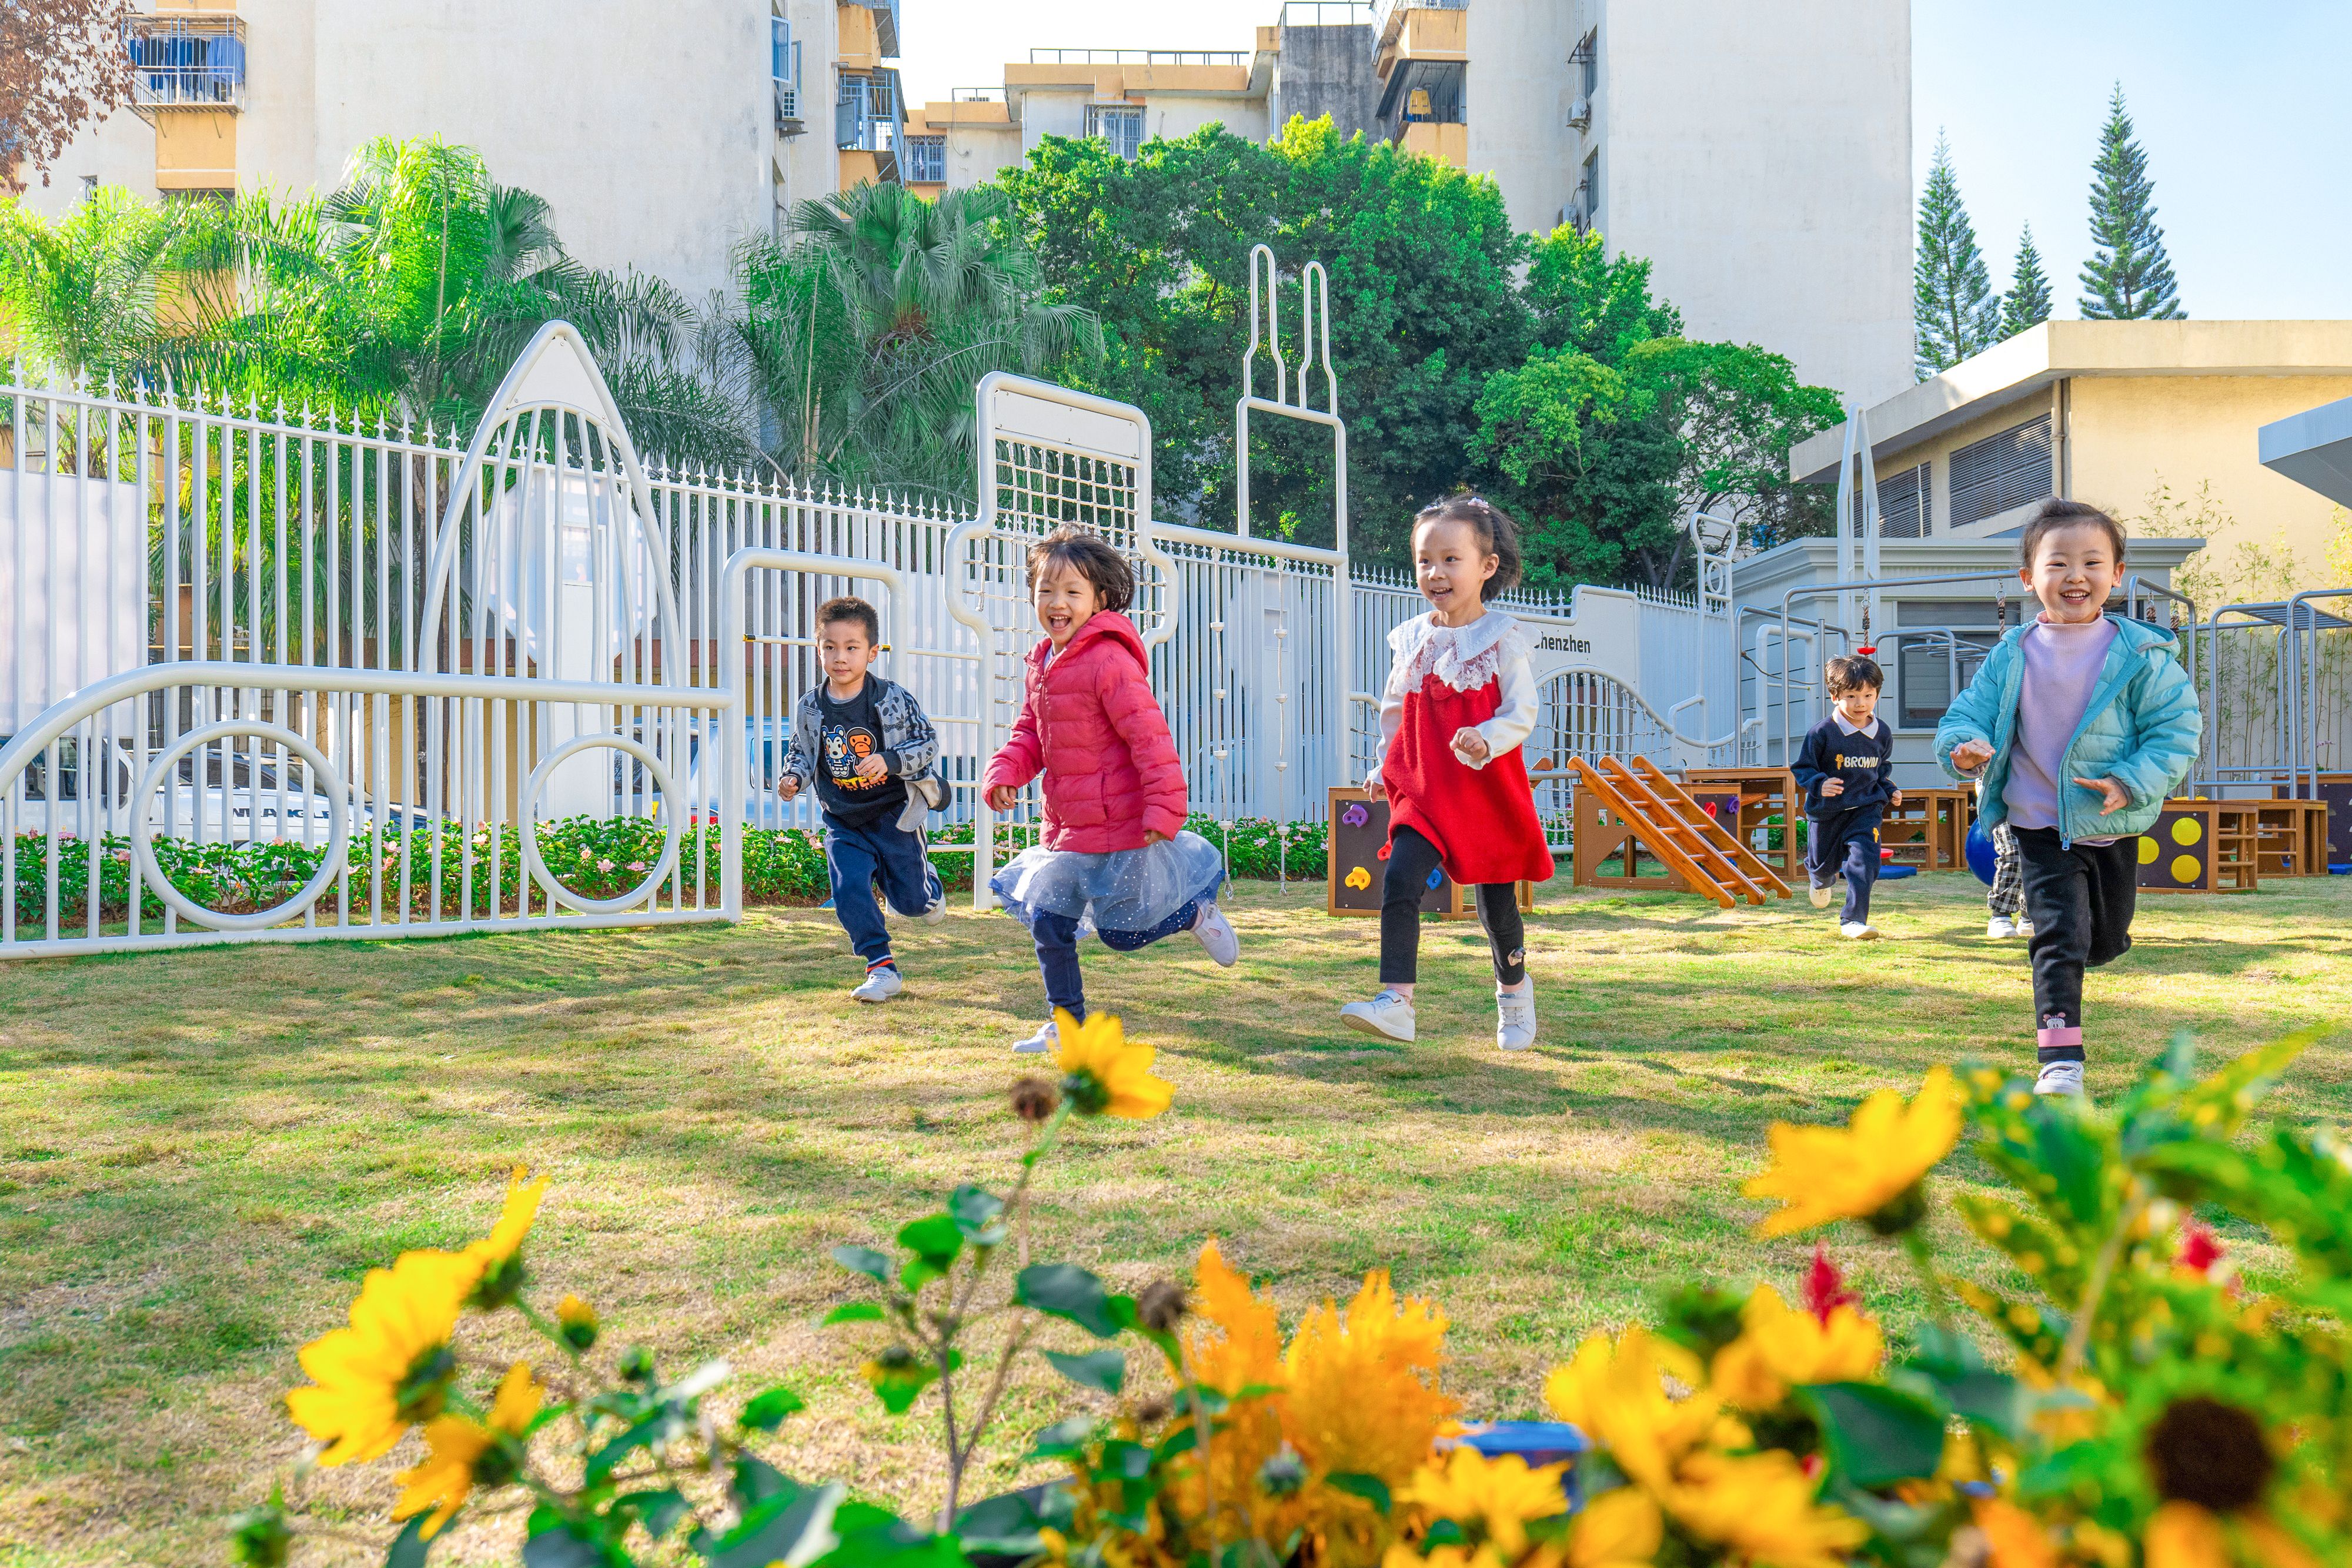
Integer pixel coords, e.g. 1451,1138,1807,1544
1,261,1748,957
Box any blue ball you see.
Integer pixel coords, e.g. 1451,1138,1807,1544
1965,821,1997,886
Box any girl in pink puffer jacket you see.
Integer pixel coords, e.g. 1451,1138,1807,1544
983,527,1240,1054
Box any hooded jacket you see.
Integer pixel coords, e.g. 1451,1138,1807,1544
1936,613,2201,844
981,611,1187,852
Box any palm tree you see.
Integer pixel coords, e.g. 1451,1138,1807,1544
731,180,1104,501
0,185,188,382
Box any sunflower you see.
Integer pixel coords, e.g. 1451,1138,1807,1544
1541,1326,1718,1495
1708,1283,1884,1410
457,1167,550,1309
1664,1448,1868,1568
555,1293,598,1351
1184,1239,1286,1399
1562,1487,1663,1568
286,1249,470,1465
1399,1446,1570,1559
1054,1010,1174,1120
1969,1497,2059,1568
1742,1066,1962,1237
392,1362,543,1540
1170,1241,1290,1546
1282,1268,1459,1485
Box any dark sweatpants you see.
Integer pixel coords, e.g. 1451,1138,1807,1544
1378,827,1526,987
1806,804,1885,925
2011,825,2138,1064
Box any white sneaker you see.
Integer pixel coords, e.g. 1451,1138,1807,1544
1495,984,1537,1051
2034,1059,2086,1098
1188,901,1240,967
1809,881,1834,910
853,965,904,1003
1340,990,1416,1042
2016,918,2034,939
1013,1019,1059,1055
1987,916,2016,939
922,897,947,925
1840,922,1880,941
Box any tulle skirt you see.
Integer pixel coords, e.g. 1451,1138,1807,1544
990,830,1226,938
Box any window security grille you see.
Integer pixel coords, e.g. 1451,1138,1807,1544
1949,416,2053,528
905,136,946,184
837,75,899,152
1876,462,1930,537
1084,104,1144,161
123,15,248,110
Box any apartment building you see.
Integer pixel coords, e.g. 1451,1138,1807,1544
22,0,908,297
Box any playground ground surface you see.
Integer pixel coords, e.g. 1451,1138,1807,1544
2,870,2348,1564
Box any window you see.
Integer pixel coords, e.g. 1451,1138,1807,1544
771,18,800,127
1581,151,1601,228
1877,462,1930,537
905,135,945,184
1572,28,1597,95
1084,103,1143,161
123,15,247,110
1949,416,2053,528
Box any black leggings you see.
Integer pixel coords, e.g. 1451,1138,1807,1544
2012,826,2137,1062
1379,827,1526,987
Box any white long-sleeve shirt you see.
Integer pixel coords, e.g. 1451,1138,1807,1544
1365,610,1538,789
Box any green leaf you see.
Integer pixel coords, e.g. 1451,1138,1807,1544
1041,1347,1127,1395
706,1480,845,1568
1796,1382,1947,1488
1014,1263,1136,1339
383,1513,432,1568
948,1183,1008,1245
822,1302,888,1326
832,1244,892,1283
740,1384,808,1432
620,1487,691,1539
897,1212,965,1265
732,1455,801,1510
954,1484,1075,1555
1025,1415,1100,1460
1324,1473,1392,1514
583,1404,686,1484
519,1524,606,1568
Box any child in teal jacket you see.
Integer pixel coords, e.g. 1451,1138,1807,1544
1937,500,2201,1099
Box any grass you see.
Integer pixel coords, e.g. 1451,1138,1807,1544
1,871,2348,1564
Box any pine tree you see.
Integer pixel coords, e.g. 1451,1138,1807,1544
1913,133,2003,378
2078,84,2183,319
2000,223,2053,337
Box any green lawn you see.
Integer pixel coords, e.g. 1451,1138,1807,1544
2,871,2347,1564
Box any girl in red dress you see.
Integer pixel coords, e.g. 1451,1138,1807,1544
1342,496,1554,1050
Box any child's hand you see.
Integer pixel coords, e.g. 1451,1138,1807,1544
2073,775,2131,815
854,754,889,783
1889,787,1903,807
1950,739,1994,774
985,784,1021,812
776,774,801,802
1820,778,1845,798
1450,727,1491,766
1143,828,1167,845
1363,776,1385,800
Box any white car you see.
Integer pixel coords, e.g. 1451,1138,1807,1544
6,745,429,843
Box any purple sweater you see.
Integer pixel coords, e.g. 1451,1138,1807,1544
2004,616,2119,838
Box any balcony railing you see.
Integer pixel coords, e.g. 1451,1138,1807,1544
837,72,903,156
1373,0,1467,33
904,136,946,185
1279,2,1374,24
123,14,247,112
1028,48,1247,66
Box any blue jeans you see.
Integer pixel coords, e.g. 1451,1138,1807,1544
1031,900,1202,1021
824,814,942,969
1807,805,1883,925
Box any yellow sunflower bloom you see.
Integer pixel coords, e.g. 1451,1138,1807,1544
457,1167,551,1308
392,1362,543,1540
2144,1502,2230,1568
1054,1010,1174,1120
1969,1497,2059,1568
1708,1284,1885,1410
555,1292,599,1351
1184,1239,1287,1398
1399,1447,1569,1558
286,1248,470,1465
1282,1268,1459,1485
1541,1326,1717,1495
1742,1066,1962,1237
1565,1486,1663,1568
1664,1448,1867,1568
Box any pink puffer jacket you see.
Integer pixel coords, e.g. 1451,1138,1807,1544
981,611,1187,851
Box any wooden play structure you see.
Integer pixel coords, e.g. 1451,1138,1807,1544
1681,767,1802,879
2254,797,2333,877
1324,787,1535,919
2137,800,2262,894
1565,756,1792,908
1877,786,1973,871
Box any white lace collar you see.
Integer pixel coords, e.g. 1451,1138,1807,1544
1388,610,1528,693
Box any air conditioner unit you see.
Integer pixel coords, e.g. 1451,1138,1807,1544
1568,95,1592,130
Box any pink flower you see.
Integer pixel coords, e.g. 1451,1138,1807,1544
627,860,647,872
596,858,614,874
579,847,592,863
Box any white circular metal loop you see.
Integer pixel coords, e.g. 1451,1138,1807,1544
519,734,683,915
132,720,351,933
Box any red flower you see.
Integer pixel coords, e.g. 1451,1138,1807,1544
2176,1221,2226,1276
1803,1245,1859,1327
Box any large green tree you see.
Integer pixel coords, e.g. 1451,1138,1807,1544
997,117,1530,560
2000,223,2053,338
1913,133,2002,377
2078,85,2183,320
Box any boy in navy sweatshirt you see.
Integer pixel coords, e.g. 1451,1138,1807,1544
1791,655,1902,940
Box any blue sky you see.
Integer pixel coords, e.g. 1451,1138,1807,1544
897,0,2352,320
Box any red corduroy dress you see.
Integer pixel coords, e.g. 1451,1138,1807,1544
1385,648,1555,887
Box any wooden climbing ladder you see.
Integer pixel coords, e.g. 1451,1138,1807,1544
1568,755,1793,908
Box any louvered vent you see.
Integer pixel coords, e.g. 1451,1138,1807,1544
1949,417,2053,527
